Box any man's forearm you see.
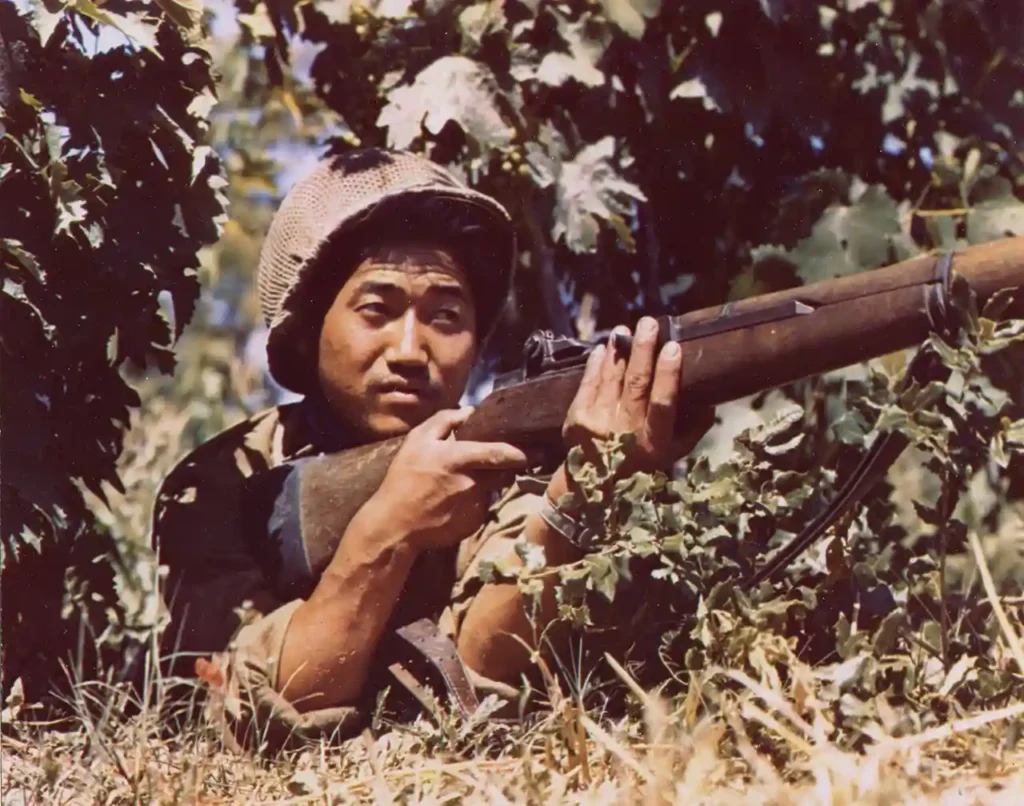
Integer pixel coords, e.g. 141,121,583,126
456,466,582,684
276,493,417,711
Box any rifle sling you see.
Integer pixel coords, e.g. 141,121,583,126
749,252,959,585
394,618,481,718
747,429,911,586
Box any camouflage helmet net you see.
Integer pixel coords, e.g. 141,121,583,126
256,148,517,394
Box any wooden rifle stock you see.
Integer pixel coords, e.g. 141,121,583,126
303,237,1024,579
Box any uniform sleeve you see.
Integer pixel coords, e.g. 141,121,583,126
439,474,551,652
153,432,366,752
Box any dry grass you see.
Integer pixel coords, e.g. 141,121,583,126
4,653,1024,806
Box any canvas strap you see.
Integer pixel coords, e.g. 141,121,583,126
749,252,960,585
394,618,481,718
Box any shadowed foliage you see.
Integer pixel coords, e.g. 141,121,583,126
2,0,1024,738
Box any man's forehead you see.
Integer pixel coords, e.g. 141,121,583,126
346,246,472,295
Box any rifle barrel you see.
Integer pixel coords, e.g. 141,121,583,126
458,237,1024,444
303,237,1024,580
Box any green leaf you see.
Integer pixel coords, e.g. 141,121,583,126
19,88,43,111
378,56,513,150
512,10,608,88
27,1,65,45
966,177,1024,244
459,1,506,52
313,0,352,24
585,553,620,602
669,77,721,112
536,52,605,88
1,239,44,283
154,0,203,30
48,161,87,238
551,137,647,253
872,610,905,655
787,186,907,283
236,3,276,39
599,0,660,39
371,0,413,18
71,0,161,57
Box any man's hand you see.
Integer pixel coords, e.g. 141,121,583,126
370,408,529,552
561,316,714,476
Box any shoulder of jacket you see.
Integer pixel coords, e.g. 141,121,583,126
156,403,302,494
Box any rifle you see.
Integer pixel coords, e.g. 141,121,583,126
305,236,1024,583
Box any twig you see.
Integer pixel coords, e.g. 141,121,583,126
712,668,818,744
885,701,1024,751
968,531,1024,676
940,523,951,668
579,714,652,783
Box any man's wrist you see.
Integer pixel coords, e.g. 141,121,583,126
545,465,572,508
538,464,596,552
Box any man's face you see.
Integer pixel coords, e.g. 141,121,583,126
316,244,478,439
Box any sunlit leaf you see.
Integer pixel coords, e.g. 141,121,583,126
966,177,1024,244
599,0,660,39
378,56,513,149
550,137,647,253
459,0,505,52
71,0,161,56
154,0,203,30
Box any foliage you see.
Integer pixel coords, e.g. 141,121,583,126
0,0,226,697
4,0,1024,753
494,280,1024,749
4,634,1024,804
236,0,1024,351
218,0,1024,743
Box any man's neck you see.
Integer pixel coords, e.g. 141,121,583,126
300,391,359,454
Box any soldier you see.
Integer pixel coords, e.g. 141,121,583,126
152,147,710,751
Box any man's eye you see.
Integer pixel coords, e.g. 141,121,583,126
434,308,462,324
359,302,389,317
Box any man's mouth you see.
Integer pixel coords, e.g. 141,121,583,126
372,381,435,405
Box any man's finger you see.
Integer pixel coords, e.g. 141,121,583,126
566,344,604,423
596,325,630,410
446,440,530,471
619,317,659,426
644,341,683,446
417,407,474,440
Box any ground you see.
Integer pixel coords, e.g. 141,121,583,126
4,668,1024,806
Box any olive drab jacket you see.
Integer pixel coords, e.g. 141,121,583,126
152,396,545,751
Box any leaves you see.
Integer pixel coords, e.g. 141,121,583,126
378,56,513,150
154,0,203,30
71,0,161,55
599,0,660,39
1,0,226,695
788,186,911,283
966,177,1024,244
547,137,647,253
459,1,506,53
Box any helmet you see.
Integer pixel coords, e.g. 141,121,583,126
256,147,517,393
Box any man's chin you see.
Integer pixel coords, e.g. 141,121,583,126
360,409,433,439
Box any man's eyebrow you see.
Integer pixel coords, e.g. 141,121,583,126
351,278,469,301
351,279,401,297
427,282,469,300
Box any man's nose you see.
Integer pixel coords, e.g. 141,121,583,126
385,309,428,366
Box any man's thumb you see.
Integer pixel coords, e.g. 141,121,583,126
418,406,474,440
